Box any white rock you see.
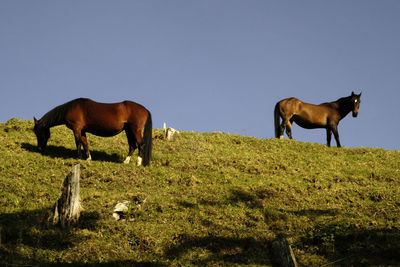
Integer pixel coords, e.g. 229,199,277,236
113,201,130,221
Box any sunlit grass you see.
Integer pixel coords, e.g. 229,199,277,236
0,118,399,266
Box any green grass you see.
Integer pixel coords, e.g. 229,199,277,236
1,118,399,266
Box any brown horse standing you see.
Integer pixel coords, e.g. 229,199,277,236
274,92,361,147
34,98,152,166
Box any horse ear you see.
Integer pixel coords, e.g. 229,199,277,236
351,91,355,96
359,91,362,97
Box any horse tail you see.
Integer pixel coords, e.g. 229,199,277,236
142,111,153,166
141,111,152,166
274,102,281,138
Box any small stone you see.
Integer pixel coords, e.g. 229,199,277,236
113,201,130,221
112,213,121,221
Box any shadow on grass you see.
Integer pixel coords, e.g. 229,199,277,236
164,234,271,266
22,143,122,163
227,187,264,209
0,208,100,251
278,207,400,265
175,187,400,265
171,188,273,265
41,262,167,266
301,223,400,265
1,208,165,266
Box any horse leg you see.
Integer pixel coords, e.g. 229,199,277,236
331,125,341,147
73,131,83,159
123,127,137,164
285,120,293,139
81,132,91,161
132,128,144,166
279,121,286,139
326,128,332,147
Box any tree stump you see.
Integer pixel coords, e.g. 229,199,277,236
52,164,82,228
271,234,298,267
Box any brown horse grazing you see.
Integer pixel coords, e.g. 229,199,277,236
274,92,362,147
33,98,152,166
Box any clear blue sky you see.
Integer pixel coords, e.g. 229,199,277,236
1,1,399,150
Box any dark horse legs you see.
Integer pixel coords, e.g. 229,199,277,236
81,133,91,159
279,119,293,139
281,117,342,147
73,130,91,160
326,128,332,147
123,126,137,164
332,127,341,148
123,124,144,165
326,124,341,147
71,124,144,164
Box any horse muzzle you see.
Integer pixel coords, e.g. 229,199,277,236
352,112,358,117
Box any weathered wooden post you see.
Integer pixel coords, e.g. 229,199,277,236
163,122,180,141
271,234,298,267
52,164,81,228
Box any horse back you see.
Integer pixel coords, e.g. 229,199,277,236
67,98,125,120
278,97,339,128
122,100,150,127
64,98,149,136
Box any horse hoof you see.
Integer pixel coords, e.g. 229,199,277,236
123,156,131,164
137,156,143,166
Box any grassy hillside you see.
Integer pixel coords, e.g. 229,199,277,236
0,118,399,266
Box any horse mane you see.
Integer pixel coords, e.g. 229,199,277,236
333,95,353,117
38,98,81,128
321,95,351,107
318,95,353,118
335,95,352,104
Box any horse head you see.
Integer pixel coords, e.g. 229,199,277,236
351,91,362,117
33,117,50,153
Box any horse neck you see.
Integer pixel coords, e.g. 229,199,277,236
39,104,67,128
335,97,353,119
